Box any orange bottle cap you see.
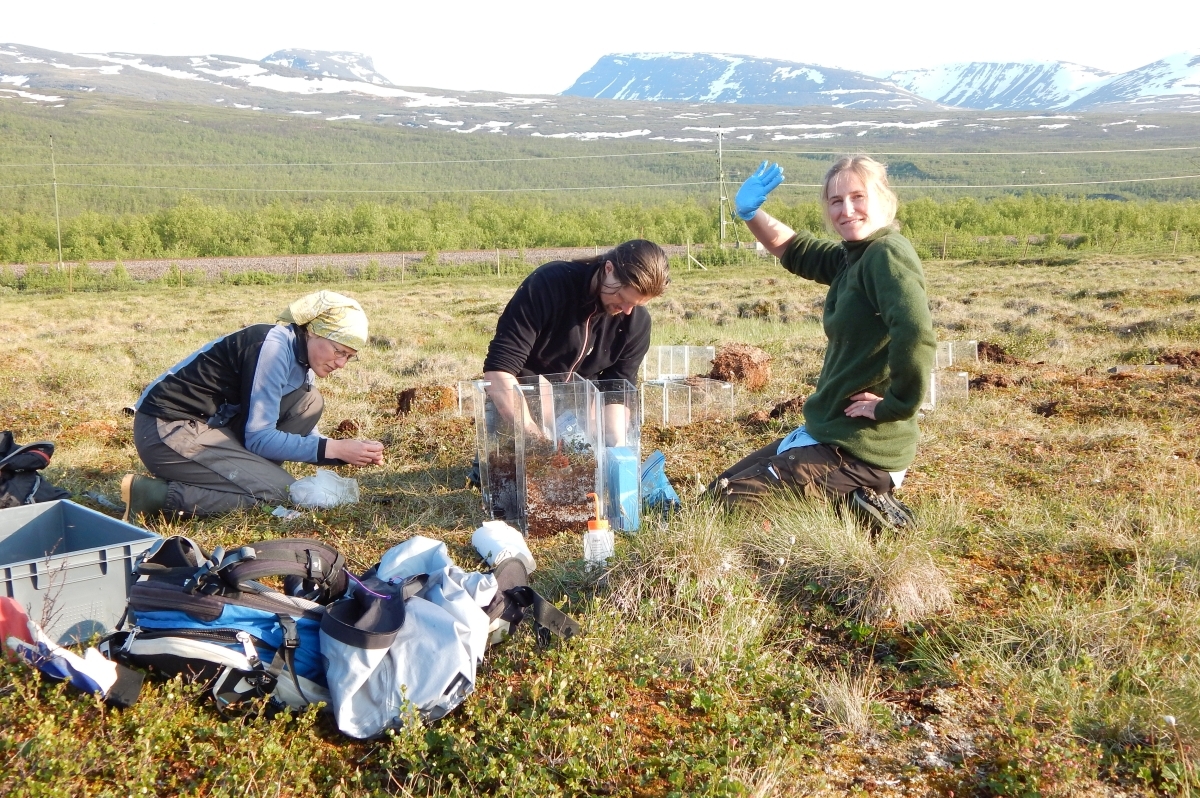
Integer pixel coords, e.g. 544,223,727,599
586,492,609,532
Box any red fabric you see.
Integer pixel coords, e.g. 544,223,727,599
0,597,33,660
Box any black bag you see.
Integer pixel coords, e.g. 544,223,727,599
0,432,71,508
104,535,349,711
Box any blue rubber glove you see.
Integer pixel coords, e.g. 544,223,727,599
734,161,785,221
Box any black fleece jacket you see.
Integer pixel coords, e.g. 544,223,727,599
483,260,651,384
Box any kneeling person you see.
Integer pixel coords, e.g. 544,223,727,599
124,290,384,520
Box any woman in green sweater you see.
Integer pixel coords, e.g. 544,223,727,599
709,155,935,530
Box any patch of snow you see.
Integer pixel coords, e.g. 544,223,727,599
981,115,1077,120
683,118,948,134
772,66,824,84
195,62,269,79
430,118,464,126
772,132,840,140
649,136,713,142
0,75,29,86
48,62,123,75
700,57,744,101
454,120,513,134
288,110,320,114
326,114,360,121
531,129,652,140
0,88,65,102
78,54,210,82
1038,123,1070,129
736,134,753,140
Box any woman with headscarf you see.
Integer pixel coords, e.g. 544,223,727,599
708,156,935,530
122,290,384,520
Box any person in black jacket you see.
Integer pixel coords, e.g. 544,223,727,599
482,239,670,436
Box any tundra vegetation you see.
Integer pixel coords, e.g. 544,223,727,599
1,249,1198,796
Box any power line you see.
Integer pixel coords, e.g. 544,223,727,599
728,146,1200,157
1,144,1198,169
55,180,721,194
0,150,707,169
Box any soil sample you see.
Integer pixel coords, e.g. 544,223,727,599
523,438,597,538
977,341,1023,365
487,452,521,524
710,343,772,391
1153,350,1200,369
397,385,456,415
332,419,360,438
769,394,806,418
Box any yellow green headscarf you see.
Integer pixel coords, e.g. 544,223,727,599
278,291,369,351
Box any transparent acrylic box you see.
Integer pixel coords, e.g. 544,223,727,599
921,370,970,411
641,377,735,426
934,340,979,370
641,345,716,381
592,379,640,533
513,374,603,537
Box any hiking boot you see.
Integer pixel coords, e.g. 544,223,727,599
850,487,915,532
121,474,168,523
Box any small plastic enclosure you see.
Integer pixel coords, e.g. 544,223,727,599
641,345,716,381
921,370,970,411
513,375,604,537
642,378,736,426
934,340,979,370
0,500,160,645
592,379,640,533
456,379,477,418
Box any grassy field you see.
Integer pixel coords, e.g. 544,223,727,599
2,250,1199,796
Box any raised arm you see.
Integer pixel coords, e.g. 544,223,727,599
736,161,795,258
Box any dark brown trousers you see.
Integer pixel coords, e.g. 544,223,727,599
708,438,894,506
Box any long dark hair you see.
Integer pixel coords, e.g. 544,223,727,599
576,239,670,298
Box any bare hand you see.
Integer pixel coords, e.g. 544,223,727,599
326,438,385,466
844,392,883,420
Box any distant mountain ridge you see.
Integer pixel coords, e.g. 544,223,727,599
885,62,1114,110
564,53,934,110
568,51,1200,111
262,49,393,85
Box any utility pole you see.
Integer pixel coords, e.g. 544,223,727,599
50,136,65,275
716,128,741,249
717,128,726,246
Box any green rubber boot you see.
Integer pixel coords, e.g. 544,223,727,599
121,474,169,524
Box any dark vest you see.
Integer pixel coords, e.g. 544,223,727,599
138,324,305,442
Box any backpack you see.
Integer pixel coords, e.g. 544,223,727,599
0,432,71,508
103,535,348,711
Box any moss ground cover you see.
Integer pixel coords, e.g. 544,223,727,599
1,253,1199,795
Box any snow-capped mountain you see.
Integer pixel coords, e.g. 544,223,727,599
563,53,936,110
886,61,1113,110
1073,50,1200,111
262,50,393,85
566,51,1200,112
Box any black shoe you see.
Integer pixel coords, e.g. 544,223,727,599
850,487,914,531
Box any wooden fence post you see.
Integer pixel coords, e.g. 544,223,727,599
1173,230,1180,256
496,249,500,277
941,231,948,261
1021,235,1029,259
1109,232,1120,254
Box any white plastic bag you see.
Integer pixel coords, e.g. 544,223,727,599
289,468,360,508
471,520,536,574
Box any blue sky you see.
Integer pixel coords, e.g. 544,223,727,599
6,0,1197,94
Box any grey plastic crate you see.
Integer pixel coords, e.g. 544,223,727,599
0,500,160,645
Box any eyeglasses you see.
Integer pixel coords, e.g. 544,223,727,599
330,344,359,364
